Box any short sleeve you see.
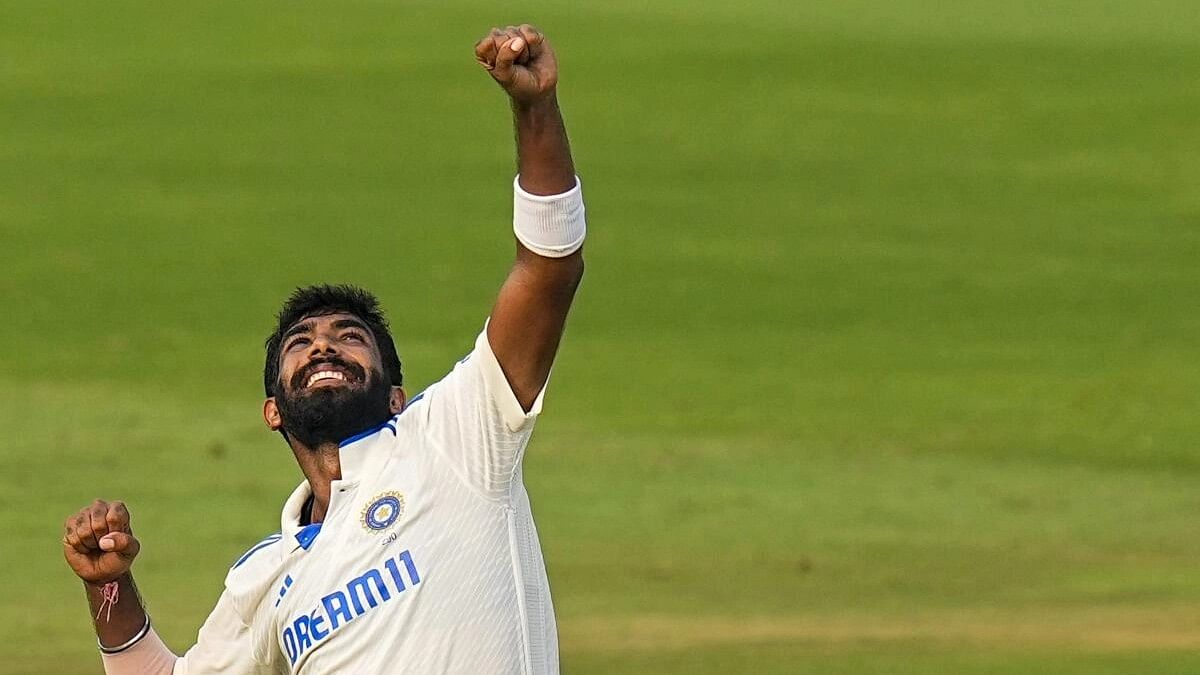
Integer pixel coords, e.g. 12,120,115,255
173,590,281,675
414,324,548,501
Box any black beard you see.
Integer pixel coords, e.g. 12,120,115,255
276,366,392,449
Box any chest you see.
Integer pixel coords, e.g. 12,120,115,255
266,449,503,670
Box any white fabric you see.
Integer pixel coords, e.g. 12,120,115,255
512,176,586,258
165,327,558,674
100,626,177,675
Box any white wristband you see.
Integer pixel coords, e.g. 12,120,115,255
513,175,586,258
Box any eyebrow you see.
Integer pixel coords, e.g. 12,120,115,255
281,321,314,343
281,317,373,344
331,318,371,334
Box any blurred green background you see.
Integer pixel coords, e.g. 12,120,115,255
2,1,1198,673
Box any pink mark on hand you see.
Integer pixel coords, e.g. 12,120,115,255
96,581,119,622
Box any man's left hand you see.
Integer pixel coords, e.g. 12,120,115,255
475,24,558,107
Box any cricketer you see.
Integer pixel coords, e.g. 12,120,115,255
61,24,584,675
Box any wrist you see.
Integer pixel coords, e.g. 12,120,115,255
98,615,152,653
83,571,130,589
511,92,559,116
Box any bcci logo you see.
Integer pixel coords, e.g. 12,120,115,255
361,491,405,533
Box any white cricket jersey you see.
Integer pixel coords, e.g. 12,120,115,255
173,327,559,674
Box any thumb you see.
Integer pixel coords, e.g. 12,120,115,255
491,36,527,84
99,532,141,558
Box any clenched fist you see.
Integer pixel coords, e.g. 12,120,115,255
62,499,140,585
475,24,558,106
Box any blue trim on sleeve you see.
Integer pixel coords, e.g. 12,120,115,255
233,533,282,569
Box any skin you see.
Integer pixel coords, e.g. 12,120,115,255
63,24,584,651
263,311,407,523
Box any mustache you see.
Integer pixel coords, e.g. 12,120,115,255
290,357,368,391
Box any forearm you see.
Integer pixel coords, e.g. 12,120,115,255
511,97,585,261
514,97,576,196
85,573,178,673
85,573,149,649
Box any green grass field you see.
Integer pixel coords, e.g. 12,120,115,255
2,1,1199,673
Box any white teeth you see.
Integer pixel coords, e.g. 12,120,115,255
307,370,347,387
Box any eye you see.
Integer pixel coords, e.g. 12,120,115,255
342,331,366,343
286,337,310,351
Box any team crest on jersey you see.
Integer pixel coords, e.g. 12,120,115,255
361,491,406,533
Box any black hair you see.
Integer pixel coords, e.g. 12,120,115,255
263,284,403,397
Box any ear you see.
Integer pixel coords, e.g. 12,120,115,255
389,387,407,415
263,397,283,431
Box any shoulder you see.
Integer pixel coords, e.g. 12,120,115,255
222,532,288,625
231,532,284,571
390,389,430,433
226,531,286,591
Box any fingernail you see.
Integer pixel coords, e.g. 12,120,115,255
510,38,525,52
99,537,114,551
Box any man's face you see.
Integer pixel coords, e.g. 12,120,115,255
267,312,398,448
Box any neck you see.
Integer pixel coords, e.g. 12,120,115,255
288,439,342,524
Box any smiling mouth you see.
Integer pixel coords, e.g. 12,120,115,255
306,368,351,388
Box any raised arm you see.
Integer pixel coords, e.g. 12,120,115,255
474,25,586,411
63,500,178,673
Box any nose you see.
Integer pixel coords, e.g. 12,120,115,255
308,334,339,357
